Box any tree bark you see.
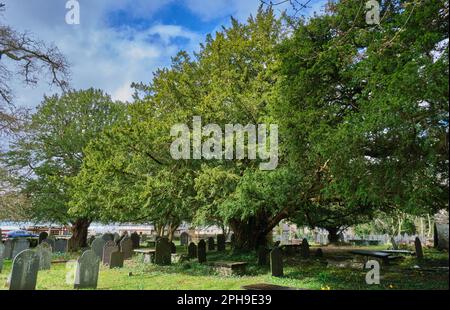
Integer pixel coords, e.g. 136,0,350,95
325,227,340,244
69,218,90,251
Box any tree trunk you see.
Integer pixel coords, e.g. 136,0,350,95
326,227,340,244
69,218,90,252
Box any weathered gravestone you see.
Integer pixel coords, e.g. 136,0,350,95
257,246,268,266
270,247,283,277
180,232,189,246
120,237,133,260
130,232,140,249
9,249,40,290
113,233,121,244
110,250,124,269
102,241,118,265
11,238,30,260
415,237,424,260
434,210,449,251
38,232,48,244
0,243,4,272
91,237,106,259
188,242,197,259
155,237,171,266
170,241,176,254
197,239,207,263
41,238,55,252
74,250,100,289
36,243,52,270
54,239,68,253
217,234,226,252
3,239,13,259
300,238,310,258
102,233,114,242
208,237,215,251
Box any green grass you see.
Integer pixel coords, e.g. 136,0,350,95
0,246,448,290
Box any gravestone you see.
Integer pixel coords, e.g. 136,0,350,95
11,238,30,260
180,232,189,246
155,237,171,266
42,238,55,252
102,241,118,265
9,249,40,290
102,233,114,242
415,237,424,259
54,239,68,253
170,242,176,254
36,243,52,270
120,237,133,260
257,246,268,266
38,232,48,244
74,250,100,289
130,232,140,249
217,234,226,252
207,237,215,251
4,239,13,259
0,243,4,272
300,238,310,258
110,250,124,269
188,242,197,259
197,239,207,263
270,247,283,277
315,248,324,258
113,233,121,244
91,237,106,259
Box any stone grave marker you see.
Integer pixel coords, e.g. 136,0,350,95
180,232,189,246
74,250,100,289
415,237,424,259
36,243,52,270
91,237,106,259
3,239,13,259
113,233,121,244
54,239,68,253
197,239,207,263
38,232,48,244
9,249,40,290
270,247,283,277
110,250,124,269
217,234,226,252
188,242,197,259
257,246,268,266
102,241,118,265
102,233,114,242
0,243,4,272
300,238,310,258
155,237,171,266
170,241,176,254
11,238,30,260
130,232,140,249
120,237,133,260
208,237,215,251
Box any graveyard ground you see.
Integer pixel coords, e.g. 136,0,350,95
0,245,448,290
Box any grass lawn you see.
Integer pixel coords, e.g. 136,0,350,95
0,245,448,290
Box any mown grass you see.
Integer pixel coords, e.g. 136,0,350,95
0,245,448,290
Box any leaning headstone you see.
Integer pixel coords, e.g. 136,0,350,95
130,232,140,249
155,237,171,266
74,250,100,289
188,242,197,259
207,237,215,251
54,239,68,253
101,233,114,242
91,237,106,259
42,238,55,252
170,242,176,254
415,237,424,259
102,241,118,265
300,238,310,258
9,249,40,290
0,243,4,272
257,246,268,266
3,239,13,259
270,247,283,277
120,237,133,260
180,232,189,246
110,250,124,269
197,240,207,263
217,234,226,252
38,232,48,244
11,238,30,260
36,243,52,270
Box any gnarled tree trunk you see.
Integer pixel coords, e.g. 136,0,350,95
69,218,90,251
325,226,340,244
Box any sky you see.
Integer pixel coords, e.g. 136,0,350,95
1,0,328,109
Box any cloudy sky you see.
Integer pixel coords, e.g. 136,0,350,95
1,0,328,109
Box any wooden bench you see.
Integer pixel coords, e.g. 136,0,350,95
350,250,400,265
134,249,156,263
210,261,248,276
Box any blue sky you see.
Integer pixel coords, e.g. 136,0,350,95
1,0,328,108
